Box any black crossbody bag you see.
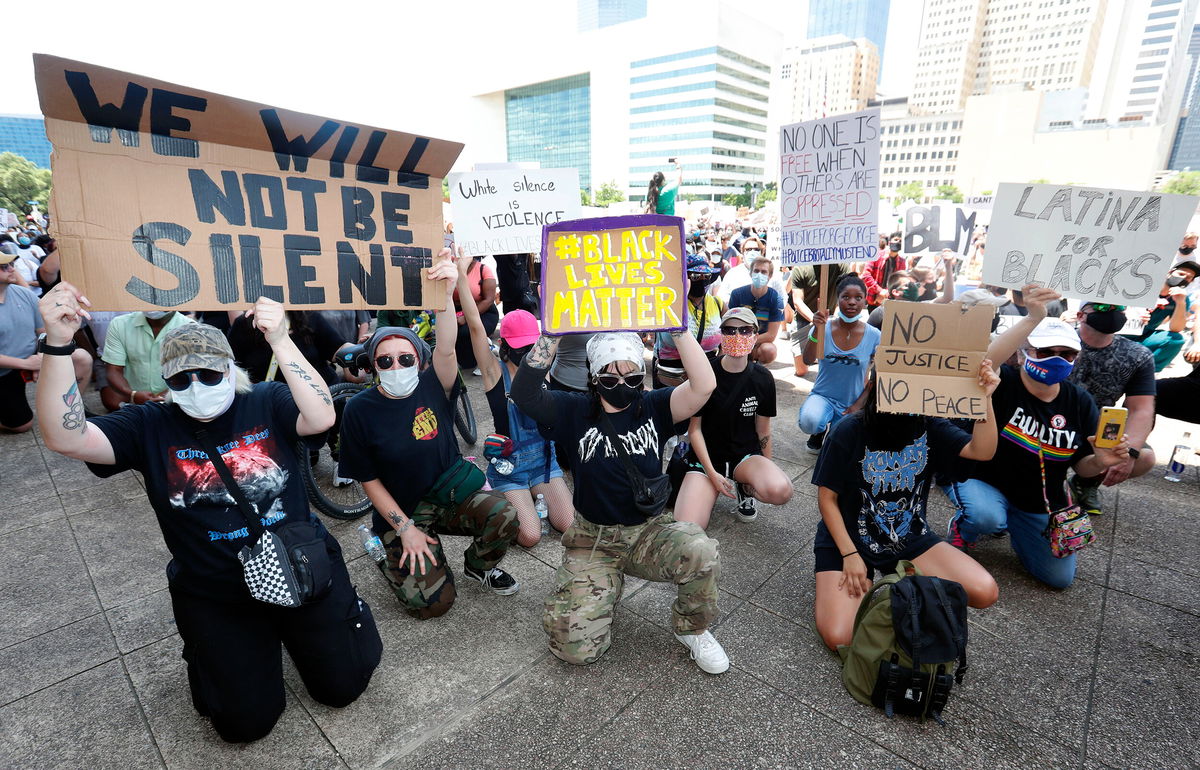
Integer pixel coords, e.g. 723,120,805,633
194,429,333,607
598,410,672,518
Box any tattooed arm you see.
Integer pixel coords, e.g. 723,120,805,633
245,297,336,436
361,479,440,575
755,415,773,459
35,283,116,463
510,333,561,426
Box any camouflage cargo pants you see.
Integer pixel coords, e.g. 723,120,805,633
377,490,518,620
544,512,720,665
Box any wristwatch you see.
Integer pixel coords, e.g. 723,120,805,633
37,333,77,356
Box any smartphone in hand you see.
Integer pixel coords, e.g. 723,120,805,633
1095,407,1128,448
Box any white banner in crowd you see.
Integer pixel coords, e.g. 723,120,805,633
902,204,980,256
766,222,782,262
778,107,880,266
449,168,581,256
983,183,1199,309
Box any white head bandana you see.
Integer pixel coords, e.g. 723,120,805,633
586,332,645,376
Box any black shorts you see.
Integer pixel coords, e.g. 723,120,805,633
0,369,32,429
813,519,941,577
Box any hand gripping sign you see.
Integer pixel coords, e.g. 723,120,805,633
540,214,687,335
34,54,462,311
876,301,994,420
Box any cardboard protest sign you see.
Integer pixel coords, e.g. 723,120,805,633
540,214,686,335
449,169,581,256
982,183,1198,309
34,54,463,311
964,195,993,210
903,204,978,256
778,108,880,266
875,301,993,420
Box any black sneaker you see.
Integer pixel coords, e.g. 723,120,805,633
735,484,758,522
463,565,520,596
805,431,826,455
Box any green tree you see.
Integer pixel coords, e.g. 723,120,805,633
1163,171,1200,196
580,188,592,206
441,178,449,200
593,180,626,207
757,185,777,207
722,193,742,207
892,181,924,206
935,184,963,204
980,189,993,196
0,153,51,215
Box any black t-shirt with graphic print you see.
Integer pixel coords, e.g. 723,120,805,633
813,412,972,565
691,356,777,467
1068,334,1156,408
85,383,317,600
974,364,1098,512
338,368,463,536
541,387,676,526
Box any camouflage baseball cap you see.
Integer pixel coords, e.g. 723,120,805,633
160,323,235,378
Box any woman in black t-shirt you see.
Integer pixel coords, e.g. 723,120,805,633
812,358,1002,651
675,306,794,529
511,325,733,674
33,288,381,743
228,310,346,385
338,253,521,618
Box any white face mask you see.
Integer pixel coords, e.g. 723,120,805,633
751,272,769,289
143,310,170,320
837,308,868,324
174,368,236,420
379,365,420,398
744,249,761,258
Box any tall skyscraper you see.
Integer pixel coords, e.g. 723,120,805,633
0,115,52,169
807,0,891,74
577,0,647,31
1168,23,1200,168
777,36,880,123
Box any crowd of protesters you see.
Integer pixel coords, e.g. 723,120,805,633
7,197,1198,743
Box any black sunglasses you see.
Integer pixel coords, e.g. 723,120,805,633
164,368,225,391
1030,347,1079,362
375,353,417,370
596,371,644,390
1088,304,1126,313
720,325,756,336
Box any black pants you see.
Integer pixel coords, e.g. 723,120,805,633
169,545,382,743
455,305,499,369
1157,366,1200,424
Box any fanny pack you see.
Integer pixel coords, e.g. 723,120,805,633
1036,445,1095,558
599,410,671,518
425,456,486,507
195,429,332,607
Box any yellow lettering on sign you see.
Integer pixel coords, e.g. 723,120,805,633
583,234,603,263
550,291,578,331
643,260,663,284
564,264,587,289
621,230,642,262
653,230,676,261
654,286,681,326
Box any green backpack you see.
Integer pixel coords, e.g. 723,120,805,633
838,561,969,724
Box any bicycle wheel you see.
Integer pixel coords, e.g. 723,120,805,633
297,382,374,520
454,376,478,445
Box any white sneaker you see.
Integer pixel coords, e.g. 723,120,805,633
473,368,482,376
332,474,355,488
674,630,730,674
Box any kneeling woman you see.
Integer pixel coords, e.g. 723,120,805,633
339,253,521,618
813,363,1002,651
674,307,794,527
512,329,730,674
35,289,381,743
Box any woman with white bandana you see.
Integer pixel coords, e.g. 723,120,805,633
337,253,521,617
511,323,730,674
674,307,794,527
34,285,381,743
798,274,881,454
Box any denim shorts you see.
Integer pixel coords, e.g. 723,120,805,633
486,445,564,494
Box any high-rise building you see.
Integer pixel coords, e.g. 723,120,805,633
910,0,1109,114
807,0,891,75
462,0,780,203
577,0,647,32
777,36,880,123
0,115,52,169
1168,23,1200,168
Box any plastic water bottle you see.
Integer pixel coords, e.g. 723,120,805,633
535,494,550,536
1165,432,1192,482
357,524,386,562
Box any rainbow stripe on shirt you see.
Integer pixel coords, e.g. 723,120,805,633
1000,405,1079,460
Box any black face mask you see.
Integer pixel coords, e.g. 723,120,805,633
888,243,901,252
1180,246,1195,255
599,382,640,410
688,281,708,298
1166,274,1190,288
1085,310,1126,335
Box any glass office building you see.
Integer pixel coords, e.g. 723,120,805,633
807,0,890,77
0,115,52,169
505,75,592,190
578,0,646,31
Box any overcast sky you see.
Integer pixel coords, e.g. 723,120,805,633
6,0,923,139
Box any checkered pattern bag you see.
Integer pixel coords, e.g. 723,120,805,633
238,529,303,607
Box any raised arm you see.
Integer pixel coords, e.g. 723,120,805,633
934,254,957,304
244,297,335,436
959,359,999,461
669,328,717,423
428,248,461,394
456,251,502,392
35,283,115,463
985,285,1059,365
511,333,562,426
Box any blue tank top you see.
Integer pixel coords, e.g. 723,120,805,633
810,320,881,410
